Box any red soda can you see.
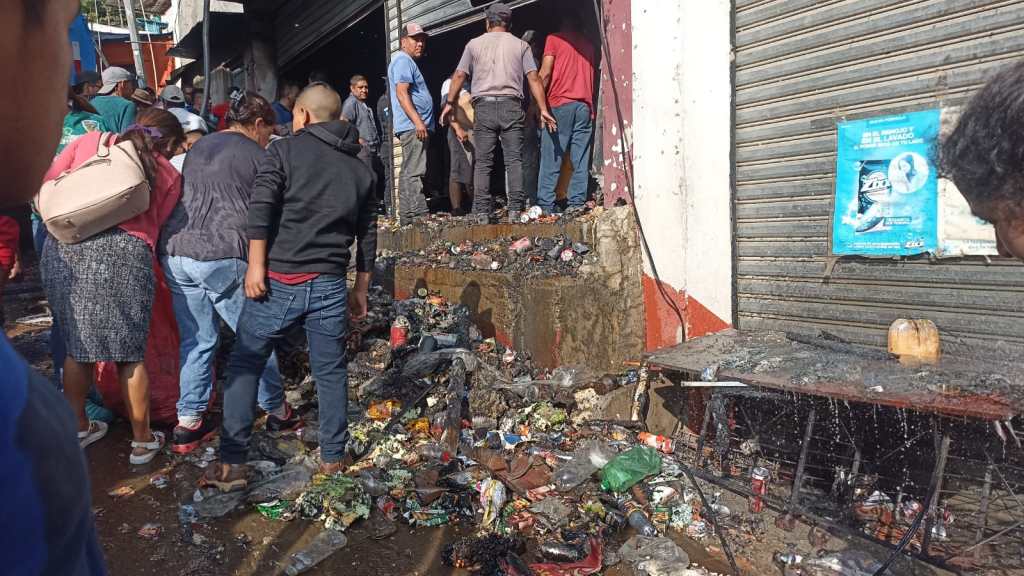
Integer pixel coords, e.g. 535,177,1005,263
750,466,770,513
638,432,675,454
390,316,410,349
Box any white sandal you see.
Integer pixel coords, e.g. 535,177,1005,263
129,431,166,465
78,421,108,449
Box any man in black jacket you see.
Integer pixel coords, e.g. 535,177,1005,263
204,83,378,489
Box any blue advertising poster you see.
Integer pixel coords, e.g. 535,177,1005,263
832,109,940,256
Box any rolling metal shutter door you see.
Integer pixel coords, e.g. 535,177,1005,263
733,0,1024,358
275,0,381,68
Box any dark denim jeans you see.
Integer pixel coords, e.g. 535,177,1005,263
32,218,65,388
538,101,593,211
220,275,350,464
472,97,526,214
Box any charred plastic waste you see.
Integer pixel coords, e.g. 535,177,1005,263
176,287,736,575
379,234,594,278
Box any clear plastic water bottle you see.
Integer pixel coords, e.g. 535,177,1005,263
283,530,349,575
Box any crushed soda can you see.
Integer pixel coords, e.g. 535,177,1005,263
750,466,770,513
256,500,292,521
390,316,410,349
137,523,162,540
509,237,532,254
638,432,675,454
149,474,169,489
367,399,401,420
687,519,708,538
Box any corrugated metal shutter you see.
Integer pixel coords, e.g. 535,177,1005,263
733,0,1024,358
275,0,381,67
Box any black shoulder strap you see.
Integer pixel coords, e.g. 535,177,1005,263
305,124,343,149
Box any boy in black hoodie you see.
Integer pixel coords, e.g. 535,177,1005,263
205,83,378,488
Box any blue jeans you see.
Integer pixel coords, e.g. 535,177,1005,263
32,218,65,388
538,101,593,211
220,275,349,464
161,256,284,420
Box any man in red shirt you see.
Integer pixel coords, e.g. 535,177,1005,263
537,11,597,214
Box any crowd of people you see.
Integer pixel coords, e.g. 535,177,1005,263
26,76,379,480
0,1,379,561
3,1,1024,574
388,3,597,224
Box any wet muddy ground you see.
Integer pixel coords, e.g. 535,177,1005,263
3,275,956,576
1,280,736,576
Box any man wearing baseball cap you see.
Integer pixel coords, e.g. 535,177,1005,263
442,2,557,224
160,85,188,109
91,66,137,132
72,70,102,98
388,22,434,224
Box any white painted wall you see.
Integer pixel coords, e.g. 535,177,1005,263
631,0,733,325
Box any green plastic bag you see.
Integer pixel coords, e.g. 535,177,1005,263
600,446,662,493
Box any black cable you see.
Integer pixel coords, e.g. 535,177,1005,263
871,489,933,576
589,0,688,336
199,0,211,118
678,460,742,575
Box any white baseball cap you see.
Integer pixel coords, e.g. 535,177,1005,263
169,108,208,134
98,67,135,95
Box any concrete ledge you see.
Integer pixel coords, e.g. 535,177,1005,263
379,207,645,372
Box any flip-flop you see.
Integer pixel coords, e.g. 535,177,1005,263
78,420,108,449
129,431,165,465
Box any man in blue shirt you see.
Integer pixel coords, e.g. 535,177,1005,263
272,80,301,136
0,1,108,574
388,22,434,224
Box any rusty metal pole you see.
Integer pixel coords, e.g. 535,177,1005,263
973,464,994,560
695,392,714,468
921,428,951,556
789,406,817,512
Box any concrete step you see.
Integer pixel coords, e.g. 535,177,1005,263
377,207,646,372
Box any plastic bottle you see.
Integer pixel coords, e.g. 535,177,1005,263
537,541,587,562
553,452,599,492
585,440,617,469
625,504,657,537
283,530,349,575
357,471,387,497
416,442,452,463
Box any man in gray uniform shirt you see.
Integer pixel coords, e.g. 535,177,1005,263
442,2,556,224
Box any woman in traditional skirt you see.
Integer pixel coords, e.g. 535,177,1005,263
42,107,184,465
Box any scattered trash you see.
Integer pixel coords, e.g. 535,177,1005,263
283,529,348,575
149,474,169,489
601,446,662,493
255,500,293,521
618,536,690,576
108,485,135,499
137,523,162,540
